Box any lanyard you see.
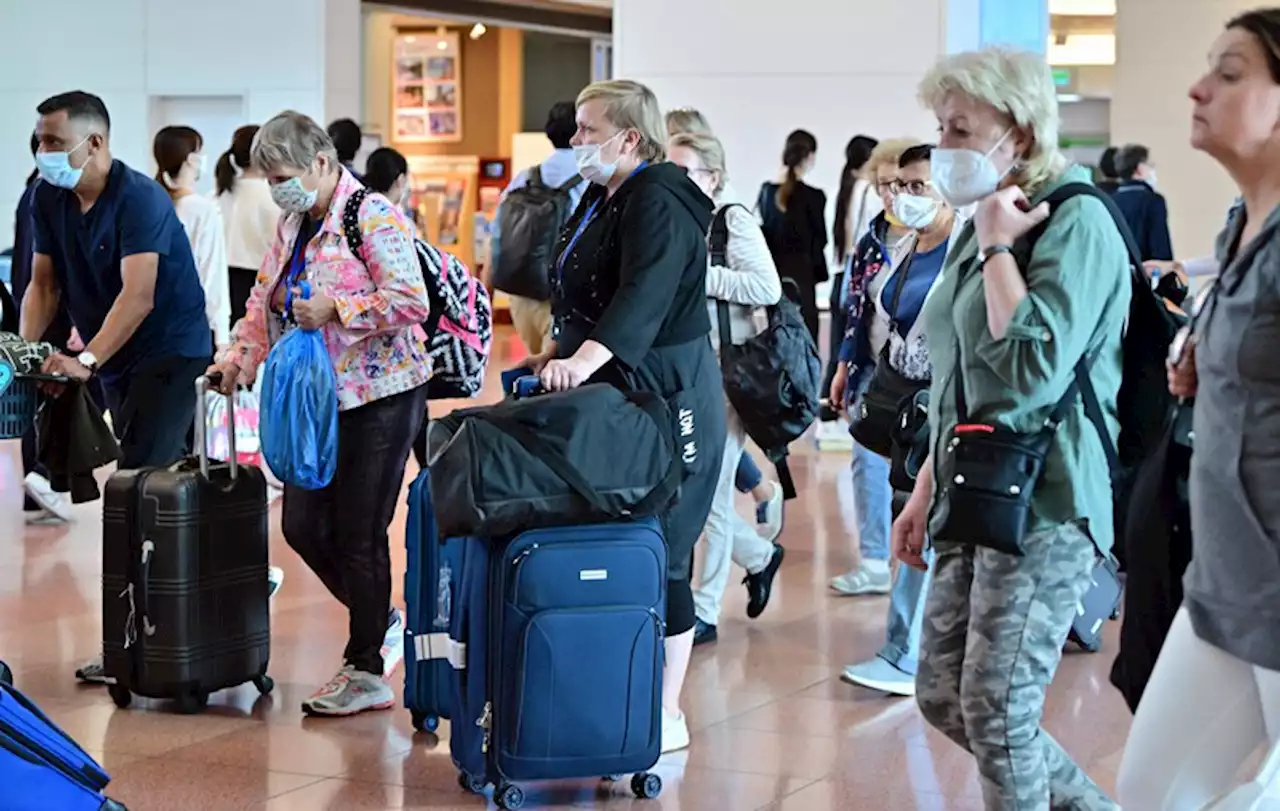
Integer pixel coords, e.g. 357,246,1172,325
282,218,313,323
556,161,649,277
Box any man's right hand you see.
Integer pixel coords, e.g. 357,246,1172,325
205,361,241,395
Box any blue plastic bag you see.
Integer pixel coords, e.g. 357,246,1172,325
259,284,339,490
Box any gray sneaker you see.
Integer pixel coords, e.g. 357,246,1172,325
829,564,892,596
74,655,115,685
301,666,395,717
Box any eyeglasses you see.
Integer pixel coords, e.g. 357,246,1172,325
875,180,898,194
889,179,934,196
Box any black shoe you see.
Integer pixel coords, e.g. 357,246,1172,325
744,544,785,619
819,405,838,423
692,618,718,646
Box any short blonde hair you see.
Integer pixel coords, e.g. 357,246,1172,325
669,132,727,194
666,107,713,137
577,80,666,163
918,46,1067,192
862,138,919,183
251,110,338,174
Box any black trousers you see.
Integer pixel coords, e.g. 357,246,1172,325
281,385,427,675
101,355,210,469
229,266,258,327
820,272,846,420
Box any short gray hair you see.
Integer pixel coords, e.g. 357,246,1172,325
251,110,338,174
666,108,713,138
577,80,667,163
918,47,1067,192
669,132,727,194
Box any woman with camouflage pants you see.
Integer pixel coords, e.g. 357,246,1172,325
891,47,1127,809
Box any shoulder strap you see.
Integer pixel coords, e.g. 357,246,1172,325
709,204,740,267
527,165,544,189
555,174,582,193
883,237,918,333
342,187,371,261
715,299,733,362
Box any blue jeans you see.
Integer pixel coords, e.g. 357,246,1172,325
879,546,934,676
735,451,762,493
850,440,892,561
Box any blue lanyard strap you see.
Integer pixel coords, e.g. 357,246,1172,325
282,218,313,323
556,161,649,277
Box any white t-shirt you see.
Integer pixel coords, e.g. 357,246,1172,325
218,177,281,271
174,194,231,346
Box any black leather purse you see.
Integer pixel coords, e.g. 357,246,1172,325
849,252,929,458
889,388,931,493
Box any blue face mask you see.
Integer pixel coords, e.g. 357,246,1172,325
35,136,92,190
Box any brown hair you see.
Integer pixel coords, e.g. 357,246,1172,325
777,129,817,211
216,124,258,196
153,125,202,200
1227,9,1280,82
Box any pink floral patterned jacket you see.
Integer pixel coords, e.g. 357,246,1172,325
221,169,432,410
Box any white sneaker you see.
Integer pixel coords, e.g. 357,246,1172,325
758,484,784,543
661,708,690,754
841,657,916,697
23,473,73,523
829,564,892,596
301,666,395,717
267,566,285,600
380,609,405,683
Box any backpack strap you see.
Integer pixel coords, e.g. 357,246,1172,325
527,164,544,189
341,187,372,262
708,204,740,267
555,173,582,193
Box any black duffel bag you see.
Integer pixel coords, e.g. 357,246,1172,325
427,383,681,539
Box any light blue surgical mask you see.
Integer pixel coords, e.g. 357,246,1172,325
35,136,92,190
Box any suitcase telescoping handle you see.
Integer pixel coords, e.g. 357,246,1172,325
194,372,239,482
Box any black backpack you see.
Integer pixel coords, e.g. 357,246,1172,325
711,205,822,499
1026,182,1187,559
491,165,581,301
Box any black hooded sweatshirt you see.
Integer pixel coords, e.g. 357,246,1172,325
551,160,714,368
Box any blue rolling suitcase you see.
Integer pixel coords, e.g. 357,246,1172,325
449,518,667,810
0,681,126,811
403,467,463,733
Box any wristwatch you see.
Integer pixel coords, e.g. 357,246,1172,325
76,351,99,373
978,244,1014,266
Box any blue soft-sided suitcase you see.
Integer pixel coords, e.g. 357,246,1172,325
403,467,463,733
0,681,125,811
449,518,667,810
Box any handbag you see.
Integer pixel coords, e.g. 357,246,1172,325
889,388,931,493
850,249,929,458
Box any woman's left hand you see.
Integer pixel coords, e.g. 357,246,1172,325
291,289,338,331
974,186,1051,249
539,358,590,392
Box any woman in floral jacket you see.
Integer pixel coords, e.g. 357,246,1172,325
208,110,431,718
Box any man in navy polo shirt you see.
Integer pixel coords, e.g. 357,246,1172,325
20,90,212,684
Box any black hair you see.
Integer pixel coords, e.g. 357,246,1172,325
153,126,203,200
327,118,362,164
1099,146,1119,179
215,124,259,196
545,101,577,150
36,90,111,132
1115,144,1150,180
777,129,818,211
363,147,409,195
1228,9,1280,82
833,135,878,263
898,143,935,168
26,132,38,187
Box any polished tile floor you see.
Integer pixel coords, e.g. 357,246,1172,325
0,328,1132,810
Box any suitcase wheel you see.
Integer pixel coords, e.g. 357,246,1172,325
631,772,662,800
252,674,275,696
411,710,440,733
108,684,132,710
601,774,623,783
175,689,208,715
457,772,485,794
495,782,525,810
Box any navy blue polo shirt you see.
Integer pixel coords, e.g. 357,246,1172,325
32,160,211,383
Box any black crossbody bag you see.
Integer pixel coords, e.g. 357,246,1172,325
850,250,931,458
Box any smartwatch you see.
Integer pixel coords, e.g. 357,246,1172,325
76,351,99,373
978,244,1014,266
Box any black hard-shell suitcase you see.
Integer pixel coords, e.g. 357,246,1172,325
102,374,273,713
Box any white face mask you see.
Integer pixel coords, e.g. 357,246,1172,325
892,193,939,231
930,129,1014,207
1144,169,1158,190
271,175,318,213
574,130,626,186
193,153,207,183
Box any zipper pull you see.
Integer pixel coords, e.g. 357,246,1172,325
478,701,492,753
512,544,539,566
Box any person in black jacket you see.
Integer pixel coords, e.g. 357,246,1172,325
1110,143,1174,261
757,130,828,343
528,79,727,757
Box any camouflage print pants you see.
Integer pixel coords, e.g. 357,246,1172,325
915,522,1119,811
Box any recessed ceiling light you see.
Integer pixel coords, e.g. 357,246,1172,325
470,23,487,39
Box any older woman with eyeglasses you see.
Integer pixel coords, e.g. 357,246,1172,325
894,47,1130,809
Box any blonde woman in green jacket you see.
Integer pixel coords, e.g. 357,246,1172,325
893,47,1128,810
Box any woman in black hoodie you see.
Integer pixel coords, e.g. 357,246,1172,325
527,79,727,757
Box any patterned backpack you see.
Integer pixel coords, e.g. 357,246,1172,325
343,189,492,399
